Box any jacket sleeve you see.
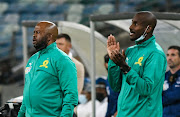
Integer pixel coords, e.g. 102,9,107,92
74,59,85,95
125,52,167,96
57,58,78,117
162,86,180,106
18,96,26,117
108,59,122,92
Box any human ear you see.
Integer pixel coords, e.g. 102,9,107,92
47,33,53,42
146,25,152,33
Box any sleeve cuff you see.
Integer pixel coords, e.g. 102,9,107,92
125,69,139,85
108,59,116,66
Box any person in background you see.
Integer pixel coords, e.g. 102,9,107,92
56,33,85,95
163,45,180,117
107,11,167,117
18,21,78,117
104,54,119,117
96,78,108,117
75,83,100,117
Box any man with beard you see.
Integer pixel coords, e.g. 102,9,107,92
107,11,167,117
18,21,78,117
163,45,180,117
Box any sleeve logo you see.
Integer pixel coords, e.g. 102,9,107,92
135,57,143,66
25,63,32,74
39,60,49,68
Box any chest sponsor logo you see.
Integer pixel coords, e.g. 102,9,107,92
135,57,143,66
39,60,49,68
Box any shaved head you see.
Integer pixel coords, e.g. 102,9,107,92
135,11,157,32
33,21,58,51
36,21,58,41
129,11,157,43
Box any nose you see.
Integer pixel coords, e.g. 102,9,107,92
129,24,133,31
33,33,36,38
167,55,172,61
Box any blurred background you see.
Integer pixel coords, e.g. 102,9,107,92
0,0,180,114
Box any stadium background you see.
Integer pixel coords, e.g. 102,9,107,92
0,0,180,114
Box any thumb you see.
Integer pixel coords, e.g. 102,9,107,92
122,49,126,58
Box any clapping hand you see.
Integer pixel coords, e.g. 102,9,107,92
107,34,126,67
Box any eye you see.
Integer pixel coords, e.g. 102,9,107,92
36,31,40,34
172,54,175,56
134,22,138,26
34,31,40,34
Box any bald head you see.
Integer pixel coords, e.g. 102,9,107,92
135,11,157,33
33,21,58,51
129,11,157,43
36,21,58,42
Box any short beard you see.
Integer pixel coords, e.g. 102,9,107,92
34,36,48,51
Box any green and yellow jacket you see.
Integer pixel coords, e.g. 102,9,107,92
18,42,78,117
108,36,167,117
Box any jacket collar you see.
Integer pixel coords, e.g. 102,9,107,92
135,35,155,47
39,42,56,54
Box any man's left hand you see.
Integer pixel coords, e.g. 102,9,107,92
111,49,126,67
111,49,131,74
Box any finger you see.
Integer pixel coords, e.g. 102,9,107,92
114,50,123,60
110,35,114,46
122,49,126,58
111,35,116,46
112,50,121,65
111,50,116,57
107,36,111,47
113,50,120,60
107,35,112,47
115,50,122,59
117,42,120,51
111,51,118,63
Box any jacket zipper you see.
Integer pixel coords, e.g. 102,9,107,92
29,53,40,112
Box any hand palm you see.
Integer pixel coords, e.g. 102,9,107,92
107,35,120,58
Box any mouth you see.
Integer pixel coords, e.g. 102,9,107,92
33,39,36,44
167,60,173,64
129,30,135,36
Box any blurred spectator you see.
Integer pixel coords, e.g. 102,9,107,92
75,78,108,117
163,45,180,117
75,83,100,117
56,33,85,95
78,78,91,105
96,78,108,117
104,54,119,117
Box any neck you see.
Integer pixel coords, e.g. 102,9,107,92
170,65,180,74
47,40,54,46
137,34,153,44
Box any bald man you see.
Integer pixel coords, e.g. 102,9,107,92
18,21,78,117
107,11,167,117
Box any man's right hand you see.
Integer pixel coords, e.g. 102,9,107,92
107,34,120,59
